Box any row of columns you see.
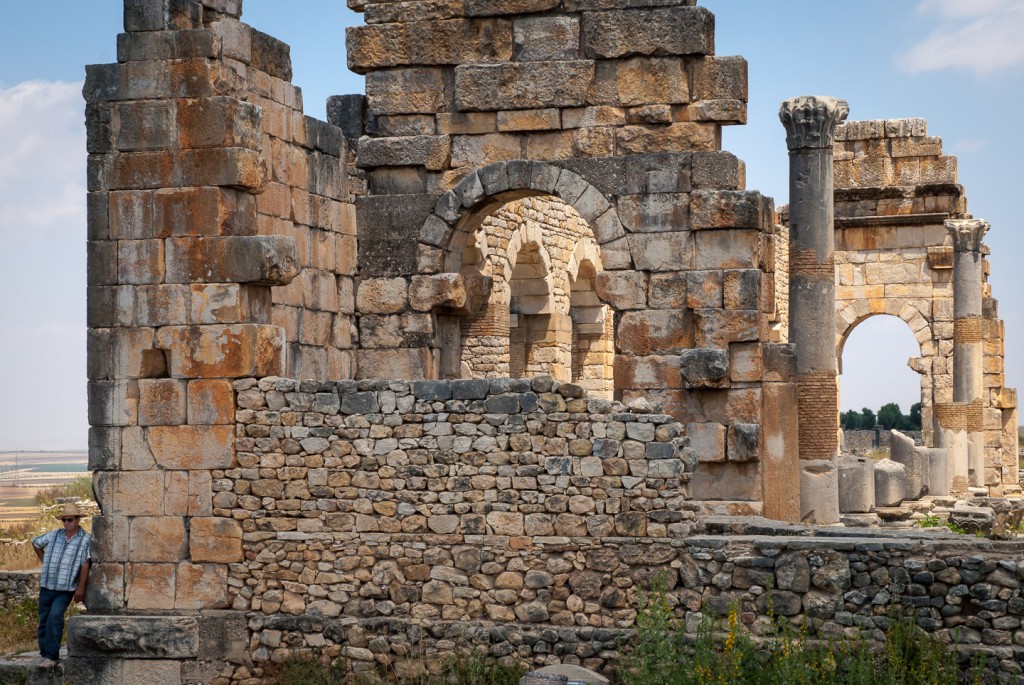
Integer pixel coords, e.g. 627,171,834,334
779,97,990,523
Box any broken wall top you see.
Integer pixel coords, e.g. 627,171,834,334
345,0,747,143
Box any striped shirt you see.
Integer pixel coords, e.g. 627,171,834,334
32,528,91,592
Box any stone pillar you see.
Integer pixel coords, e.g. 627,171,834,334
945,218,989,488
779,96,848,523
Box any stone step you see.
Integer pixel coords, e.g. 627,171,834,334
0,659,63,685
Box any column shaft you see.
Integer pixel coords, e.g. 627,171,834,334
944,218,990,489
780,96,849,462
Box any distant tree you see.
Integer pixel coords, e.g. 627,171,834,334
878,403,903,430
860,408,876,429
909,403,922,430
840,410,862,430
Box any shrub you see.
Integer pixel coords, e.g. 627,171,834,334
619,581,981,685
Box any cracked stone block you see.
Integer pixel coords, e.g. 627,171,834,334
679,348,730,389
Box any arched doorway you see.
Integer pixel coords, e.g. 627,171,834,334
837,313,931,449
453,195,614,397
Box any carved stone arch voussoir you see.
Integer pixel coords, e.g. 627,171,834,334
417,160,625,274
836,307,930,361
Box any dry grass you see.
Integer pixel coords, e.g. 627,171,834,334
0,596,39,656
0,541,41,571
0,595,84,657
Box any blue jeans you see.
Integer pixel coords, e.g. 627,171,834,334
37,587,74,661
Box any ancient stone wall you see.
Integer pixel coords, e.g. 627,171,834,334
339,0,787,507
0,570,39,605
459,196,612,397
828,119,1018,493
236,512,1024,680
843,429,922,455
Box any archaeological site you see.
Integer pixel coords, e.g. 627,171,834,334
71,0,1023,682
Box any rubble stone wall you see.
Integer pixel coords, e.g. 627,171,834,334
237,521,1024,681
843,429,922,455
0,570,39,605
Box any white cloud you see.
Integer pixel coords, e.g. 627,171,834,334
903,0,1024,74
0,80,89,450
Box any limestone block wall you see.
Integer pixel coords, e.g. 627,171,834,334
826,118,1018,493
82,4,353,670
342,0,783,503
458,196,613,396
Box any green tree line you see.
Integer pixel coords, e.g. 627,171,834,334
841,402,921,431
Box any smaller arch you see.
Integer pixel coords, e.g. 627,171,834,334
419,160,624,274
508,232,554,317
567,239,603,285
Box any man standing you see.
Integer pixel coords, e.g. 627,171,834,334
31,502,91,668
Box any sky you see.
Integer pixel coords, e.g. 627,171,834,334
1,0,1022,449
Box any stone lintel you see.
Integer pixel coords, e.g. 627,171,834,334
779,96,849,151
944,218,989,253
835,213,950,229
67,616,199,659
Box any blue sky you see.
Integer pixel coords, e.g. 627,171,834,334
1,1,1021,448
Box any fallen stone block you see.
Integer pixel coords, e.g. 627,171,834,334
837,455,875,513
874,458,906,507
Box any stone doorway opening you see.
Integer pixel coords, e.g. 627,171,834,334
453,195,614,398
838,313,929,450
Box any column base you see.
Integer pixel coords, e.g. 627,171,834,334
800,459,839,524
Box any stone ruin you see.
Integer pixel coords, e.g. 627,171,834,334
74,0,1022,683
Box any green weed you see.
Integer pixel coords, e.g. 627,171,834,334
618,582,984,685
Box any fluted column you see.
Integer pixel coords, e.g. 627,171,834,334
780,96,848,523
944,218,989,488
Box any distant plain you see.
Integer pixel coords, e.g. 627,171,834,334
0,451,87,524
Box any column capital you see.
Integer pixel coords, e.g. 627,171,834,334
779,96,849,150
945,218,989,252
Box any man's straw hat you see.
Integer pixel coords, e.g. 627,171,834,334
61,502,84,518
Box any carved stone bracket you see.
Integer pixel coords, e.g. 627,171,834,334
779,96,850,150
944,218,989,253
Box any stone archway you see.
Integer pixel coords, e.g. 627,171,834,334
836,306,935,446
422,161,620,394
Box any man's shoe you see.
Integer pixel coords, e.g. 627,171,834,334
37,657,58,668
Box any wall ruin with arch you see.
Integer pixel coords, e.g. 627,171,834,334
76,0,1018,683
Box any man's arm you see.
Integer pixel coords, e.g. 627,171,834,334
33,545,44,563
73,560,91,603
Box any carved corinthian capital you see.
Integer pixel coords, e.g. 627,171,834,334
945,218,990,252
779,96,850,150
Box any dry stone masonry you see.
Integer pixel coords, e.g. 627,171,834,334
75,0,1019,683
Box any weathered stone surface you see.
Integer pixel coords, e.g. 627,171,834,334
68,616,199,658
138,379,187,426
455,62,595,111
581,8,714,59
679,348,729,389
129,516,186,562
837,455,875,514
156,324,284,378
365,68,447,115
727,423,759,461
357,135,451,170
147,425,234,470
595,271,646,310
409,273,466,311
873,458,906,507
190,517,243,563
347,19,514,73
